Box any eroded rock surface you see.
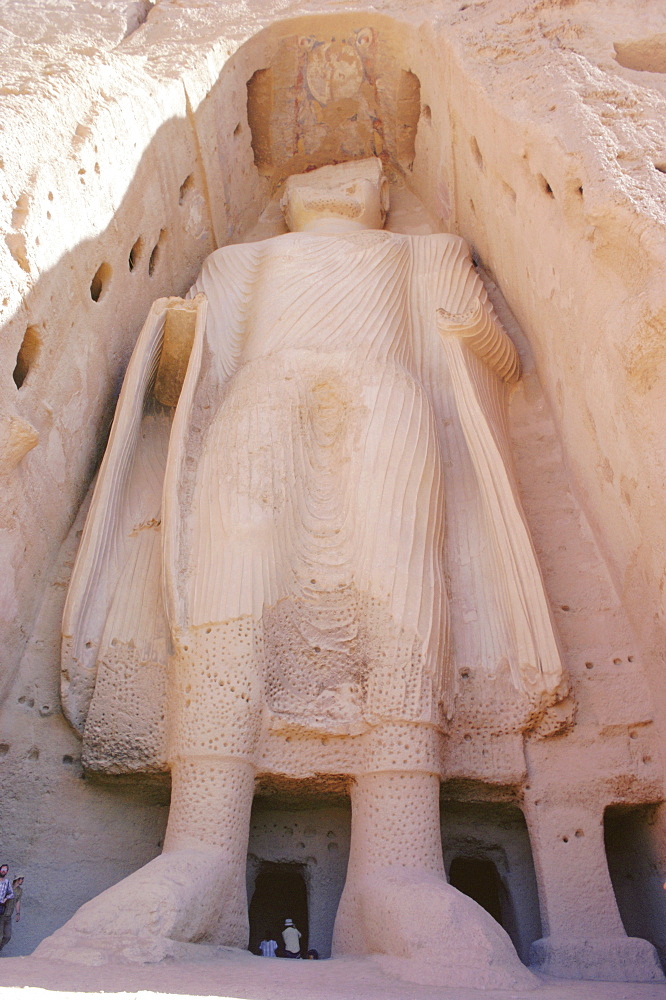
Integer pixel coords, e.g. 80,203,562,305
0,0,665,983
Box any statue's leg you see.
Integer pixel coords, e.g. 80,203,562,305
36,622,263,963
139,617,265,948
332,724,536,989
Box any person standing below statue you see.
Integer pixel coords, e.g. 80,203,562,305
0,878,23,952
259,935,278,957
282,918,302,959
0,866,14,953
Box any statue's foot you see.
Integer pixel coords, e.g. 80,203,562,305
333,866,538,990
34,847,248,965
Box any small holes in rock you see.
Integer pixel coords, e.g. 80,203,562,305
561,835,569,843
421,104,432,122
128,236,143,272
28,747,39,760
577,185,583,196
314,646,321,653
233,122,242,136
48,191,54,201
613,657,622,665
628,655,634,662
62,755,74,765
654,163,666,175
0,744,9,756
643,755,652,764
560,605,570,611
463,733,472,742
575,829,584,838
179,175,194,204
149,229,166,276
629,730,638,739
90,262,111,302
538,174,554,197
13,324,41,388
460,670,470,680
585,662,593,670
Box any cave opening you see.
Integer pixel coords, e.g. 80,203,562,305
605,803,666,971
248,861,309,956
448,855,507,927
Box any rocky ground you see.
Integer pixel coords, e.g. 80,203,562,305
1,951,666,1000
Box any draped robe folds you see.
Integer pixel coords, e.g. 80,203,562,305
61,230,565,773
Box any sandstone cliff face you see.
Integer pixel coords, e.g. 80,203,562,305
0,0,664,968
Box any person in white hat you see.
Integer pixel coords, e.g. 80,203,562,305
282,917,302,958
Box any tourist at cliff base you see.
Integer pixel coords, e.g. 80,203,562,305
282,918,302,958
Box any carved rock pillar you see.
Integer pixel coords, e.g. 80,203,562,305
523,789,663,981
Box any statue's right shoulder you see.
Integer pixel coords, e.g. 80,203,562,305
195,240,268,288
199,233,293,270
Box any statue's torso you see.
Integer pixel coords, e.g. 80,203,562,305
180,230,453,732
192,230,468,391
67,226,564,769
242,230,412,366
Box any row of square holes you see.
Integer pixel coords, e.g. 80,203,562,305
14,174,194,390
90,228,167,303
13,228,168,388
89,174,195,303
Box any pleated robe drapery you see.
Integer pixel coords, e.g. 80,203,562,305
62,230,564,770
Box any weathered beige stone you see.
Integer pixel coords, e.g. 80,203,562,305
0,0,665,990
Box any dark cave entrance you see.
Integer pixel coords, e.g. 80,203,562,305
604,803,666,971
448,856,507,928
248,861,309,956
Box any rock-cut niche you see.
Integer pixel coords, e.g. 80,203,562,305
245,24,423,190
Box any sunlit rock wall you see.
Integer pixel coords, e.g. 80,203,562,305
0,0,665,963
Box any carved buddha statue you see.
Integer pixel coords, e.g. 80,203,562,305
44,158,563,986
